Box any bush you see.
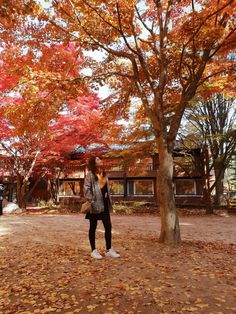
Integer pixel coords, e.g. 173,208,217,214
38,200,48,208
113,201,159,215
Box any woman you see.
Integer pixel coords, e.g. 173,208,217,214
83,156,120,259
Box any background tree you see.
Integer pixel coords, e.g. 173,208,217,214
184,94,236,209
226,152,236,191
0,45,106,208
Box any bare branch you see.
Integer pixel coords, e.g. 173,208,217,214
135,5,153,34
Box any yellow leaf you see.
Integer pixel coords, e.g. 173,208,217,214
196,303,209,309
186,307,199,312
87,304,98,312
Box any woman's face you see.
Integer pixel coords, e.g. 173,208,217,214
95,157,103,167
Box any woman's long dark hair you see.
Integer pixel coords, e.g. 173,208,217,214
88,156,106,181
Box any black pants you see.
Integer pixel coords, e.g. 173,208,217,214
89,214,112,251
0,200,2,216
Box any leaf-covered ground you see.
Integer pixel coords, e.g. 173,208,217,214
0,214,235,314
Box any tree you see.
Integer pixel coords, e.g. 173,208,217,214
226,152,236,191
0,94,105,208
184,94,236,210
0,44,106,208
177,125,215,213
34,0,235,244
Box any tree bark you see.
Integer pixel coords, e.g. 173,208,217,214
48,178,59,204
203,185,213,214
16,175,27,209
214,168,224,207
204,147,214,214
157,139,181,244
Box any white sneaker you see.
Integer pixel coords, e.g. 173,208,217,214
105,248,120,258
91,249,103,259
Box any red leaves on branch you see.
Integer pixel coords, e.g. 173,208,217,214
0,42,106,185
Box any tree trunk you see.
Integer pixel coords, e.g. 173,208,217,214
48,178,59,204
203,185,213,214
16,175,27,209
214,168,224,207
157,140,181,244
204,147,213,214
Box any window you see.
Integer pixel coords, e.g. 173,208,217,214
109,180,124,195
128,180,154,195
175,179,196,195
59,181,80,196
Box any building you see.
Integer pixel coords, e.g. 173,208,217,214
1,147,205,207
57,148,204,206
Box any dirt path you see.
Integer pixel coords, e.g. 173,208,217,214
0,214,235,314
0,213,235,245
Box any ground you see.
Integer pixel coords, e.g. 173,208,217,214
0,212,235,314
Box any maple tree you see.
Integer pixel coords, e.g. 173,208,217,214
0,99,104,209
0,44,106,208
29,0,235,244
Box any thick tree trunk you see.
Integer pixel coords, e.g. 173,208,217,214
214,168,224,207
157,140,181,244
203,185,213,214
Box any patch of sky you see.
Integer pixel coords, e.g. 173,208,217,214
97,85,112,100
82,50,114,100
83,49,107,62
75,146,86,153
36,0,55,18
37,0,52,9
86,143,107,150
110,143,130,150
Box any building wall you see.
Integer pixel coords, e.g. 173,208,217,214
27,150,205,207
109,176,204,206
2,149,206,207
